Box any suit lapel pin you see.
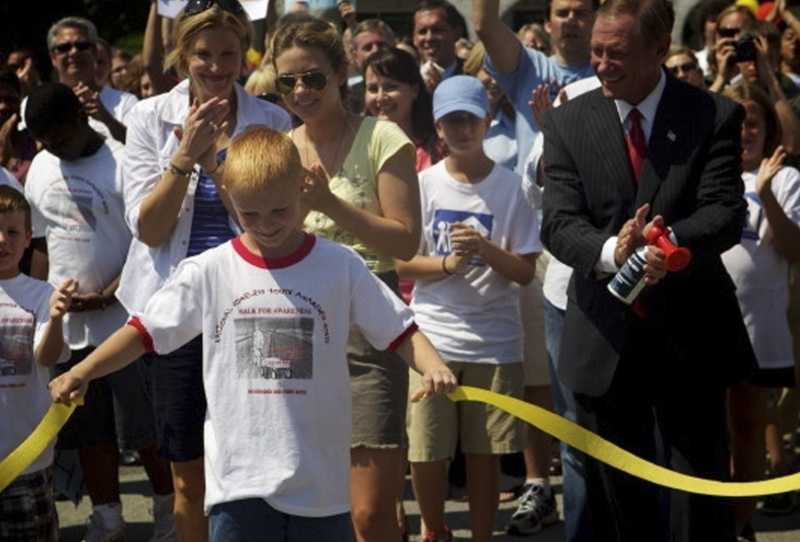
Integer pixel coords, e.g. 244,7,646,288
667,130,677,142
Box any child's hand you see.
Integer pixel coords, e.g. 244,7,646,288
756,145,787,197
443,250,473,275
302,164,336,213
50,279,78,320
49,371,87,404
410,365,458,402
450,223,489,257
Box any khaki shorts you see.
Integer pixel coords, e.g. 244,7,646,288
407,362,524,462
520,277,550,388
349,271,408,449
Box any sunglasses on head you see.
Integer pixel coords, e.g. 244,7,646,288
276,71,328,95
51,40,94,55
185,0,245,17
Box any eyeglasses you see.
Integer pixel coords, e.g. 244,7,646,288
184,0,245,16
276,71,328,95
51,41,94,55
717,27,741,39
667,62,698,75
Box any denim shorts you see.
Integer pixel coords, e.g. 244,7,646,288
139,335,206,462
55,348,156,451
209,498,353,542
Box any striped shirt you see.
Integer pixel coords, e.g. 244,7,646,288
187,150,235,257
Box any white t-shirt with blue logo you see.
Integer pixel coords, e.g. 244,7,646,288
411,160,542,364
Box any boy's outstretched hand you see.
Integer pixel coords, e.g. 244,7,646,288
49,371,86,405
50,278,78,320
410,365,458,402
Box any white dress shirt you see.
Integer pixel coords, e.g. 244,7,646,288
596,69,667,274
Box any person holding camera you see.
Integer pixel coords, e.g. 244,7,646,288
708,5,756,93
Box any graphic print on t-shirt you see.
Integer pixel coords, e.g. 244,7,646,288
42,175,111,236
0,307,34,379
742,192,762,241
432,209,494,266
234,317,314,380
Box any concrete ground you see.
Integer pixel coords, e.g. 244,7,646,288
57,466,800,541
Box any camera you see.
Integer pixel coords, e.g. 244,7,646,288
733,34,757,63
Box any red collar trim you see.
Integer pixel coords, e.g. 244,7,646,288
232,234,316,269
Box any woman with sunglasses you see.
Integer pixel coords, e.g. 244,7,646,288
272,18,421,542
117,2,291,540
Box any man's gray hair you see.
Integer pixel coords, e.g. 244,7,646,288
47,16,99,50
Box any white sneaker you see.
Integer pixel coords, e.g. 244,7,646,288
150,493,177,542
82,507,126,542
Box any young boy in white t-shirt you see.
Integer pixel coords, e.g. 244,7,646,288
396,75,541,542
0,186,74,542
50,126,457,542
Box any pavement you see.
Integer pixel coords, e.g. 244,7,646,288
56,466,800,541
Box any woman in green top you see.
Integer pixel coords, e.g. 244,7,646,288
272,18,421,542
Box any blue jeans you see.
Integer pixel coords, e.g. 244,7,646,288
209,499,353,542
543,297,591,541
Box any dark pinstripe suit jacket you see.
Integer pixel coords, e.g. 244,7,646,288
540,75,757,397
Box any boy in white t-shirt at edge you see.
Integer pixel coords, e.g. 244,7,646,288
397,75,541,542
0,186,74,542
49,126,458,542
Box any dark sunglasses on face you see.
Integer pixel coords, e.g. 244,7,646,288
667,62,698,75
276,71,328,95
185,0,245,16
51,41,94,55
717,27,741,39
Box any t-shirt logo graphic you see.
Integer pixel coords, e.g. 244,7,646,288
742,192,762,241
235,317,314,380
432,209,493,266
0,317,34,377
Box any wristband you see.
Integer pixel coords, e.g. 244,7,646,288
168,162,192,178
442,255,453,275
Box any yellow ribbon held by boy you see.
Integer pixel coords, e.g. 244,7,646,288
3,388,800,496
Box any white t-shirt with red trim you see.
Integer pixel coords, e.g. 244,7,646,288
129,234,415,516
0,274,69,475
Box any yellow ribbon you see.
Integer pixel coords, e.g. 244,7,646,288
0,400,81,493
4,387,800,497
448,386,800,497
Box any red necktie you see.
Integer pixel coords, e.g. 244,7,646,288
625,108,646,183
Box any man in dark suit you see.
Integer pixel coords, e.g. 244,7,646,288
540,0,757,539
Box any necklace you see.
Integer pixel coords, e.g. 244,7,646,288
299,113,355,178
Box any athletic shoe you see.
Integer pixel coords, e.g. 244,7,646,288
737,522,756,542
82,509,126,542
150,494,177,542
507,483,558,536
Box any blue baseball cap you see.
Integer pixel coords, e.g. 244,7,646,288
433,75,489,122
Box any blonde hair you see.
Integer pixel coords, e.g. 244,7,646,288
223,127,304,194
0,185,31,233
165,5,252,77
244,65,278,96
